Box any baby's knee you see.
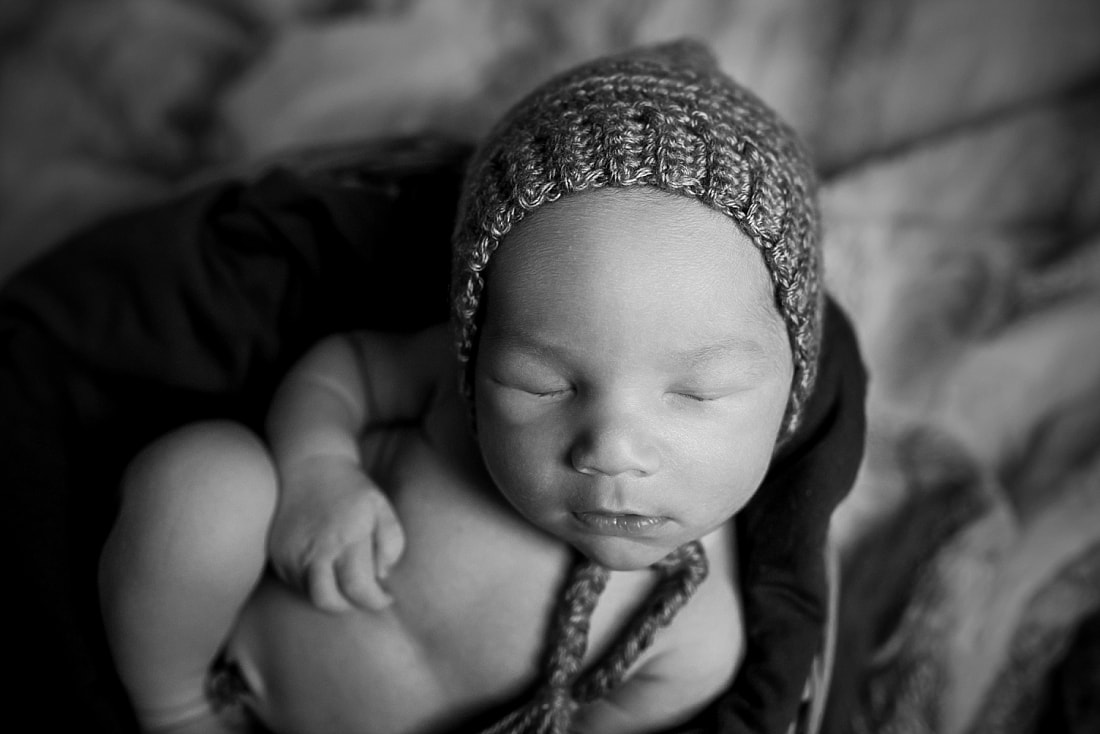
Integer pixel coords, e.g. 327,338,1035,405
120,420,277,526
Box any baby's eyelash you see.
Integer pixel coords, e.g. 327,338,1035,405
675,392,716,402
530,387,571,399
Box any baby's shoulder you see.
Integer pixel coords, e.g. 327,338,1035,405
346,321,456,393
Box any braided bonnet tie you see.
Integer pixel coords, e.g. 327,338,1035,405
481,540,709,734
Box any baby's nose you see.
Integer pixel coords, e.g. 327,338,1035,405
569,407,660,477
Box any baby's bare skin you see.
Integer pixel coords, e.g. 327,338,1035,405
102,189,790,734
226,382,742,734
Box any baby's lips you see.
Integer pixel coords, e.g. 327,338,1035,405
572,510,670,536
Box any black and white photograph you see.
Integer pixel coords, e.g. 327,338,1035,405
2,2,1098,733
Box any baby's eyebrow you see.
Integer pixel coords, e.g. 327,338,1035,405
674,337,772,369
482,329,563,361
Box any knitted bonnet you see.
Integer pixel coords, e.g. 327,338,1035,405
452,39,823,439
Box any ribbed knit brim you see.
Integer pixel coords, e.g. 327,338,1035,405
452,39,822,439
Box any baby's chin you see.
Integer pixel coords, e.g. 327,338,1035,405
572,536,686,572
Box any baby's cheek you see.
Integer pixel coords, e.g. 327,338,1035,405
708,469,762,515
478,422,546,497
684,436,773,512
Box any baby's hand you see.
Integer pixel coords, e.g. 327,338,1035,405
268,456,405,612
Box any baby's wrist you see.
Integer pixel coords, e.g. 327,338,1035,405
278,453,359,490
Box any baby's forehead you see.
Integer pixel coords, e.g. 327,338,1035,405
492,188,764,278
484,187,786,334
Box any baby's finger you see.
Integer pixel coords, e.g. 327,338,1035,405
272,552,319,601
269,555,301,590
306,562,354,614
336,550,393,610
374,502,406,578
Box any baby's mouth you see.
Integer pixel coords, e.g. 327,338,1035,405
572,511,668,536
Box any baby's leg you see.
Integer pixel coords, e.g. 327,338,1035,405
99,421,276,733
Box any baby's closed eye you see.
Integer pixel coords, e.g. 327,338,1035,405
486,360,573,399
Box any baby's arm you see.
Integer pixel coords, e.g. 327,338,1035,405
265,324,450,612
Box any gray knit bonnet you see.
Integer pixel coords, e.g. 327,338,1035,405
452,39,822,440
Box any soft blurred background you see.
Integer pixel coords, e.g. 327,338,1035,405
2,1,1098,732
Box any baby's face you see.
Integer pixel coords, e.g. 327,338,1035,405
473,188,793,570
